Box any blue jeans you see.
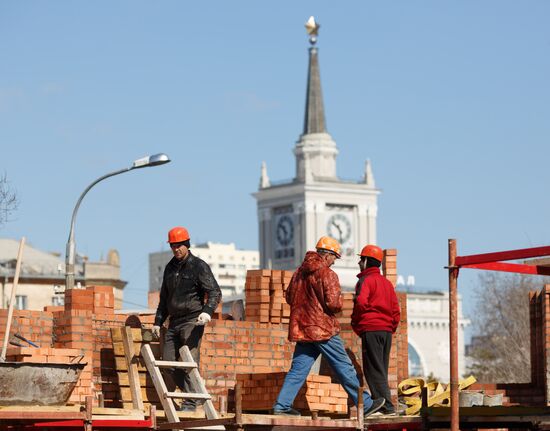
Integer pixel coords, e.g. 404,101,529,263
273,335,374,413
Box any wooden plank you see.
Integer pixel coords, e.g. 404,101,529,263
115,356,148,372
91,414,146,421
427,405,550,417
0,406,81,413
0,411,86,420
122,325,145,411
113,341,161,357
141,343,180,424
120,387,161,403
155,411,422,428
92,407,143,416
159,418,234,430
166,392,212,400
152,408,206,419
112,327,154,343
110,327,123,342
240,413,358,428
117,371,154,387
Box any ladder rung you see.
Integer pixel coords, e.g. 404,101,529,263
154,360,197,368
166,392,212,400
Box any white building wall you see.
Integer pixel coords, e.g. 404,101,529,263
406,291,470,380
149,242,259,300
1,282,65,311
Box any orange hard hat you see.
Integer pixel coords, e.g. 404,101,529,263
358,244,383,261
316,236,341,258
167,226,190,243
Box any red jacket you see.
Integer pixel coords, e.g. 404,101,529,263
286,251,343,342
351,267,400,335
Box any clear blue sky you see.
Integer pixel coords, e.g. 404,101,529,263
1,1,549,317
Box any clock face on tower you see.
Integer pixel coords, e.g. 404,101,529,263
327,210,355,257
327,213,351,244
276,215,294,247
274,212,295,260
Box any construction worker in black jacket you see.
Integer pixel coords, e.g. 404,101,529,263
153,226,222,412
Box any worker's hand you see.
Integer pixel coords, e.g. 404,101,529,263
196,312,212,326
152,325,161,339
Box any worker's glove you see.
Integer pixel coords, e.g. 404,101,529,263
196,312,212,326
152,325,161,338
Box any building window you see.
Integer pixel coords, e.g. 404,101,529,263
14,295,27,310
408,343,424,377
52,296,65,306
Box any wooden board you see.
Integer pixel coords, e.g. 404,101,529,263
122,325,144,411
111,327,155,343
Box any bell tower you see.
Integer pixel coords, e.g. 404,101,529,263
253,17,380,290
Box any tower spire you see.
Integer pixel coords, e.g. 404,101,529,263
303,16,326,134
294,17,338,182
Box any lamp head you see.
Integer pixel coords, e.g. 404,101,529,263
131,153,171,169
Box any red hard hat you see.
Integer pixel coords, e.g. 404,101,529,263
358,244,383,261
167,226,190,243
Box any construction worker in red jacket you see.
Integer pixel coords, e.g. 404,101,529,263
351,245,401,415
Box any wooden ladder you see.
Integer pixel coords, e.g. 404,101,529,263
141,343,224,429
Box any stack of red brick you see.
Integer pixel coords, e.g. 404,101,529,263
237,372,348,414
244,269,292,324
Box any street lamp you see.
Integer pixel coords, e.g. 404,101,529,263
65,153,170,290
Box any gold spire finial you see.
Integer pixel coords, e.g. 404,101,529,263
305,16,320,45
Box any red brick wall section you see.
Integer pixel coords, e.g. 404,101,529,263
200,319,295,407
382,249,398,288
148,291,159,310
7,251,550,413
0,309,54,347
52,287,104,404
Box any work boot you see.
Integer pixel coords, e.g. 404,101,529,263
179,403,196,412
364,398,385,419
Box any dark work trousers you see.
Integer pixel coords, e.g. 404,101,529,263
361,331,394,412
162,320,205,407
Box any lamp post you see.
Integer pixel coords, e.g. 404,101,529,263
65,153,170,290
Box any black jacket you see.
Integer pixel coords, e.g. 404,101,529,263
154,252,222,326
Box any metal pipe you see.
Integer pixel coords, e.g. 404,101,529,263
448,239,459,431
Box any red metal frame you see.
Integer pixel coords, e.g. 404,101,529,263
448,241,550,431
461,261,550,276
455,245,550,266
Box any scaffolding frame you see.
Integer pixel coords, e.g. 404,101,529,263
447,239,550,431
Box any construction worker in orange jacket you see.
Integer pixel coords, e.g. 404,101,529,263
273,237,385,419
351,245,401,415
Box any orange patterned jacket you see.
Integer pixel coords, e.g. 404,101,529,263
285,251,343,342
